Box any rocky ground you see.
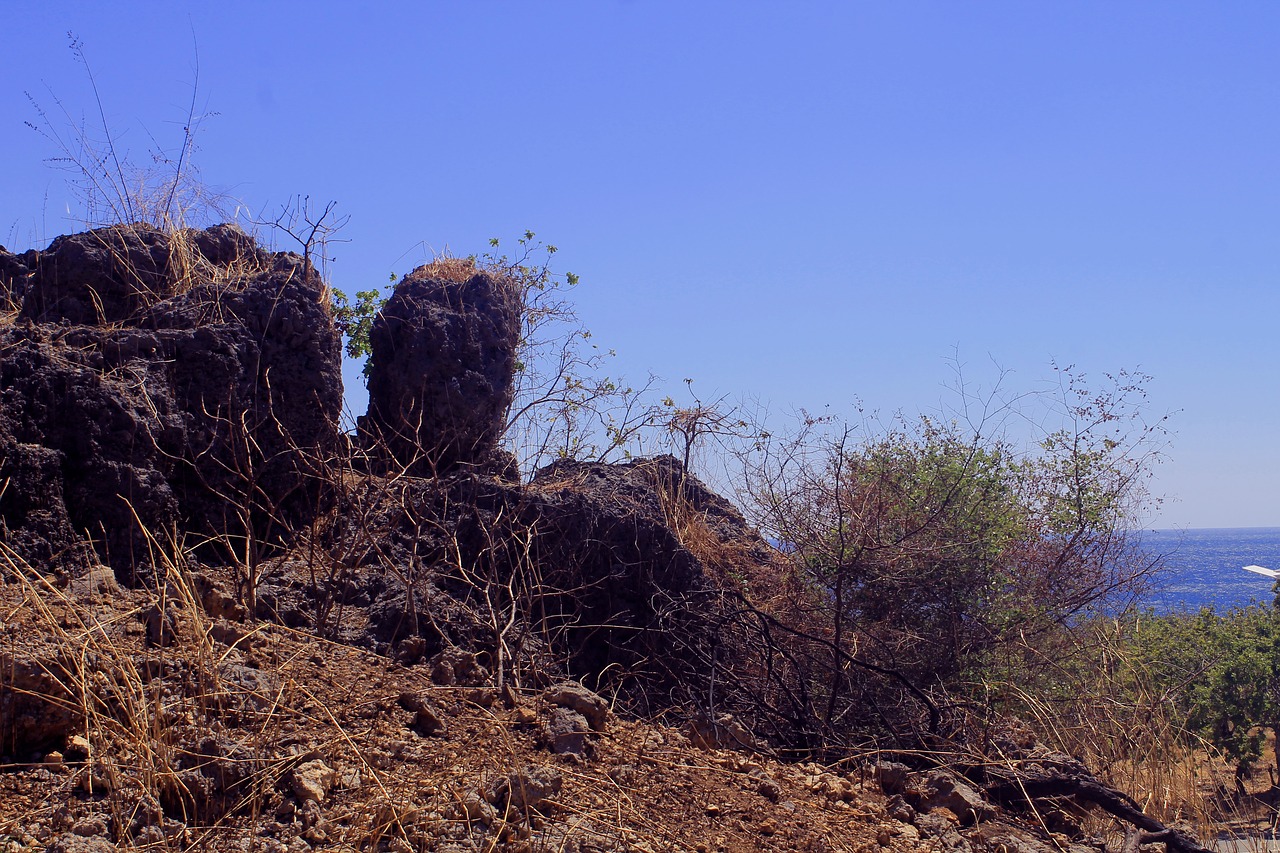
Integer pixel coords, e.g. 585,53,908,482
0,564,1113,853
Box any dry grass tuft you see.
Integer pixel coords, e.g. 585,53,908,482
990,644,1263,844
406,256,479,284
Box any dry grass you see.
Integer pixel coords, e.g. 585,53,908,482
986,646,1266,847
0,527,913,852
406,256,479,285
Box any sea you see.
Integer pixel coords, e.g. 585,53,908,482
1139,527,1280,613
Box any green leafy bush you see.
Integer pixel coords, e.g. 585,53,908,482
1118,602,1280,791
732,367,1170,747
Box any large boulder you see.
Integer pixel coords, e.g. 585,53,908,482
18,225,177,325
317,455,771,711
361,260,520,477
0,223,343,580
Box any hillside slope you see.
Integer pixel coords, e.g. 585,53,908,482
0,225,1211,853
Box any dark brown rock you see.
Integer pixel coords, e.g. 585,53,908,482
361,263,520,476
0,637,80,758
0,224,342,581
489,765,562,813
18,223,273,326
318,455,766,715
917,770,995,825
0,243,36,312
47,834,119,853
398,691,446,736
19,225,175,325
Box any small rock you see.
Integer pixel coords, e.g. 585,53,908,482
210,619,249,647
932,807,961,825
918,770,994,826
301,825,327,844
130,826,167,847
873,761,913,796
300,798,325,831
76,765,114,792
46,834,117,853
65,736,90,763
70,818,107,838
429,649,466,685
814,772,856,802
608,765,640,786
393,635,428,665
78,565,119,596
194,574,246,621
413,708,445,737
688,712,759,751
543,707,591,757
288,759,337,803
542,682,611,732
916,811,972,851
459,791,497,825
755,777,782,802
885,794,916,823
143,602,183,647
493,766,563,813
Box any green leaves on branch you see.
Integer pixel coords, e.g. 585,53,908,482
330,282,388,360
1118,603,1280,790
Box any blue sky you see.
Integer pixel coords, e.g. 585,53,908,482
1,2,1277,528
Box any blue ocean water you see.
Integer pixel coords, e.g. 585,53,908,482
1139,527,1280,613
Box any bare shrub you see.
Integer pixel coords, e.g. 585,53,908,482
26,33,232,234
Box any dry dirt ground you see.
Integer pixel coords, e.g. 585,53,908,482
0,569,952,853
0,563,1145,853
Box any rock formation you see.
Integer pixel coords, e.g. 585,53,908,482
0,223,343,580
361,259,520,478
1,224,753,708
313,453,769,713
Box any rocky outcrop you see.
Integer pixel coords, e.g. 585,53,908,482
0,224,343,580
308,454,772,715
361,261,520,477
1,225,775,728
522,456,723,691
18,225,182,325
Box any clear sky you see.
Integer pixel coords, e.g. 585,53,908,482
1,2,1277,529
